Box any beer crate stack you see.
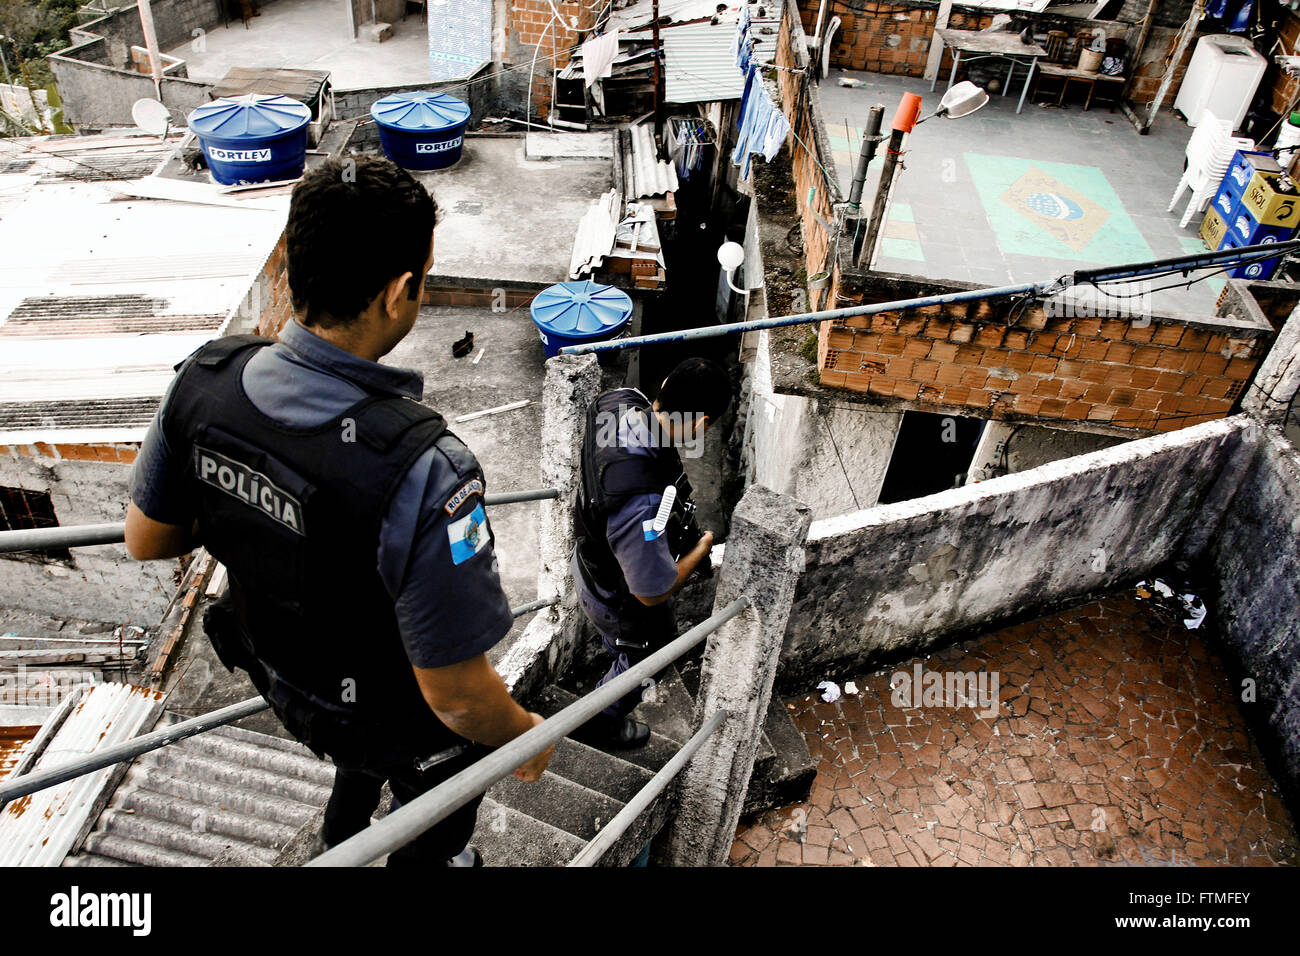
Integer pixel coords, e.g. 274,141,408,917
1200,150,1298,279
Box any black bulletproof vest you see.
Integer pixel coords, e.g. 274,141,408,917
573,388,697,601
163,334,459,752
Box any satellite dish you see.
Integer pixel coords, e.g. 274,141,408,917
132,98,171,136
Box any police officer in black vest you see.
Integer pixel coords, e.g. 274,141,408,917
124,156,553,866
570,359,731,749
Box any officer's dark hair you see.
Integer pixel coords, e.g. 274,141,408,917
656,358,731,421
286,155,436,328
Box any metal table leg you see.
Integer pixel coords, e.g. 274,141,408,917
946,49,960,94
1004,58,1014,97
1017,57,1036,114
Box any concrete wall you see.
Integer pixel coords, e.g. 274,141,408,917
0,455,179,626
967,420,1128,483
775,415,1252,689
1192,427,1300,808
741,328,900,518
49,38,212,129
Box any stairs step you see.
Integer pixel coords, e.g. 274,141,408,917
545,737,655,804
487,770,623,842
743,698,817,818
531,685,683,775
474,797,587,867
629,664,697,745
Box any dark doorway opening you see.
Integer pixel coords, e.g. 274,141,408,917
877,411,984,505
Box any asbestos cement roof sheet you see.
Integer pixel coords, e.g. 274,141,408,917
0,181,286,443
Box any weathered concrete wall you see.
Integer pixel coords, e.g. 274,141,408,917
776,415,1252,689
741,328,900,518
666,486,811,866
967,420,1128,483
49,42,212,129
495,353,600,697
0,455,179,626
1192,427,1300,808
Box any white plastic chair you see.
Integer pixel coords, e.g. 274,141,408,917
1168,109,1255,228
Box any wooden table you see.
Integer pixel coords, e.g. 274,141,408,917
930,28,1049,115
1033,62,1126,111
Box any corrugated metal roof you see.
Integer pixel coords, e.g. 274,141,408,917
629,124,679,198
0,180,285,443
607,0,730,32
0,132,183,188
64,716,335,867
569,189,621,279
0,682,165,866
663,19,747,104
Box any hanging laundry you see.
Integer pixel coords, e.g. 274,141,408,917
760,105,790,161
733,4,753,72
731,65,786,179
581,31,622,87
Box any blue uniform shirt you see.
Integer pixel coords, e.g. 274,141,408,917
572,396,679,609
130,320,514,670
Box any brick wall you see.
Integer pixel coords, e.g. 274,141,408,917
253,234,292,339
1125,25,1197,107
776,2,842,311
508,0,597,118
0,442,138,463
816,273,1275,433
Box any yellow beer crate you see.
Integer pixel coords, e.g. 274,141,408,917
1240,171,1299,229
1200,207,1228,250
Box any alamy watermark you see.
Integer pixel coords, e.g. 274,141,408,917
591,404,709,459
889,662,1000,719
0,664,98,707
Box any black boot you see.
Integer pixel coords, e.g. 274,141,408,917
571,711,651,750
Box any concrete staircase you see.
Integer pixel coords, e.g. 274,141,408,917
61,665,814,867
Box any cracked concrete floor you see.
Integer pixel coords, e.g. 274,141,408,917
732,592,1298,867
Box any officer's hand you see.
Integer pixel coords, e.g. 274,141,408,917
512,712,555,782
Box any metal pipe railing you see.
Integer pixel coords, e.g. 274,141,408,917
307,595,752,867
568,708,728,867
0,488,560,554
0,696,269,805
0,598,556,803
557,240,1300,355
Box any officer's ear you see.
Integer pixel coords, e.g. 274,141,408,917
382,270,416,319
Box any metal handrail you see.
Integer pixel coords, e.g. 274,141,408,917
0,488,560,554
0,597,558,804
307,596,752,867
568,708,728,867
0,696,269,805
556,240,1300,355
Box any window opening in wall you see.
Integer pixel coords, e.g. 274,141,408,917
0,486,73,565
877,411,984,504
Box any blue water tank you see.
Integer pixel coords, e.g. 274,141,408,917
370,92,472,170
188,94,312,186
530,281,633,362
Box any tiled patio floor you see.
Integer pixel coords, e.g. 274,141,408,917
731,592,1298,867
817,71,1226,317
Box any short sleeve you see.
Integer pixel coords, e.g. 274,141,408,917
128,366,194,525
378,436,514,670
605,492,678,599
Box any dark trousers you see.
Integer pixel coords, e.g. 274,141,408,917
320,743,487,866
579,585,677,718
